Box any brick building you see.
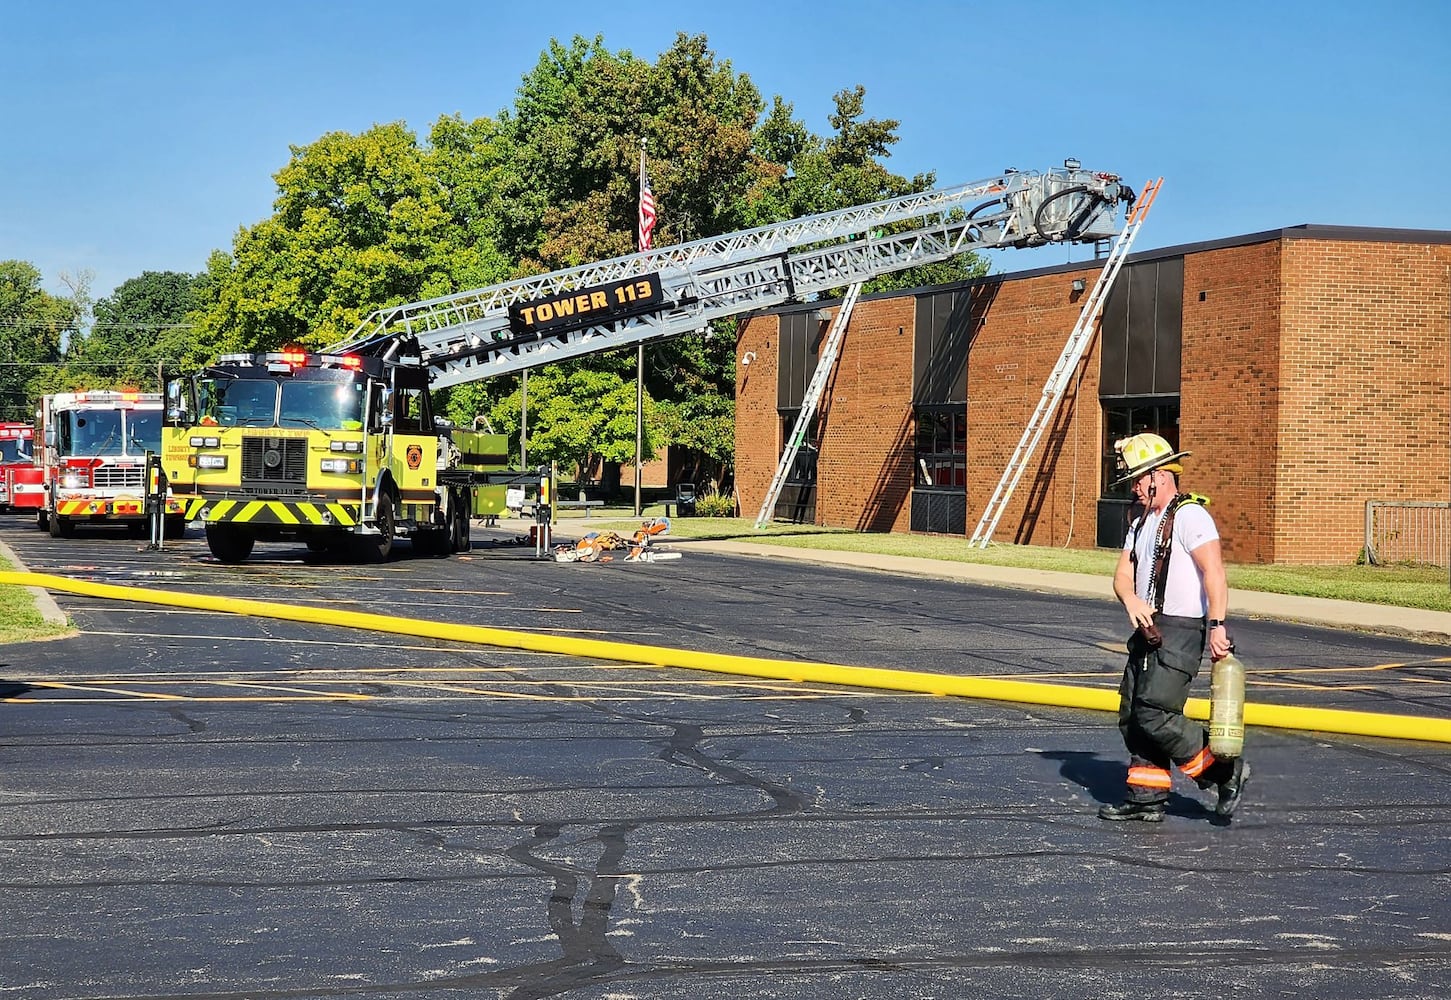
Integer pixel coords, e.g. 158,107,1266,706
735,226,1451,564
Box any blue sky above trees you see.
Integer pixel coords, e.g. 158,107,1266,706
4,0,1449,300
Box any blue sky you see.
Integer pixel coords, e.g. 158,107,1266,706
4,0,1449,302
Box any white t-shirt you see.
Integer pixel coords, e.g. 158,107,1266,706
1123,501,1219,617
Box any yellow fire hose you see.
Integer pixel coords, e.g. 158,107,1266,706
4,569,1448,745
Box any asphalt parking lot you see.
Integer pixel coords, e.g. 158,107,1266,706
3,515,1450,999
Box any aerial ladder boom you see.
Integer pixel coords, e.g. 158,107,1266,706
326,166,1135,388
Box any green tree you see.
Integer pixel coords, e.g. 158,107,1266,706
67,270,202,389
485,367,655,479
194,121,513,354
0,261,81,420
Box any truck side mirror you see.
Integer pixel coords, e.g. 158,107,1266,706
166,378,189,423
44,426,56,448
378,387,394,428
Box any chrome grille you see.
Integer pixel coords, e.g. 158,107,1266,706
242,437,308,486
92,465,145,490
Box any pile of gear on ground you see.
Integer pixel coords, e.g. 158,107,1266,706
553,517,680,563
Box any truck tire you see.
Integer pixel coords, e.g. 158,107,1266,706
164,516,187,540
352,493,395,563
37,509,49,532
48,514,74,538
452,496,471,553
206,525,255,563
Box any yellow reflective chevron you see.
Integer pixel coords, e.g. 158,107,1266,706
56,495,182,518
180,496,358,527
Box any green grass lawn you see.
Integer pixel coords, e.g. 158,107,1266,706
581,510,1451,613
0,552,72,645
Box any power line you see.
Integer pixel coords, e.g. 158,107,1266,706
0,319,196,331
0,360,186,368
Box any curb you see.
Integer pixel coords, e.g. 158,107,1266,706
0,535,68,627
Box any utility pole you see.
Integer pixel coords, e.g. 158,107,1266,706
635,343,644,517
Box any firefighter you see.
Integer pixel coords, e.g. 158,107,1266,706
1098,432,1250,823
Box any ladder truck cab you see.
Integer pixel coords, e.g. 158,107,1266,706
162,345,508,564
0,423,35,511
33,390,186,538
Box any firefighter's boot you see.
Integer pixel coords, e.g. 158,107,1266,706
1216,758,1250,818
1097,800,1166,823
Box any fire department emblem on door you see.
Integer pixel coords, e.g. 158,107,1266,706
406,445,423,470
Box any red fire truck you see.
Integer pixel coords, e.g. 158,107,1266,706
24,390,185,537
0,422,36,512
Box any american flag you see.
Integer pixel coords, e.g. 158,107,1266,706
638,160,657,251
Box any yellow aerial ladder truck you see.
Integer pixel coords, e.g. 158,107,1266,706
163,163,1135,563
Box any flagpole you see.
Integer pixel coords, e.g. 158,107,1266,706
634,138,646,518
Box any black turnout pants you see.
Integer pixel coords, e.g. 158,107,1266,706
1116,613,1228,803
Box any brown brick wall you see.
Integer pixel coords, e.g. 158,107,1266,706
735,313,782,521
733,234,1451,565
815,298,917,532
962,271,1106,547
1274,239,1451,563
1180,241,1283,563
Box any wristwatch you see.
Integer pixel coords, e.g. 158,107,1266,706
1207,619,1225,629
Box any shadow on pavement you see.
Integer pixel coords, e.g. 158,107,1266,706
0,679,36,699
1040,748,1217,820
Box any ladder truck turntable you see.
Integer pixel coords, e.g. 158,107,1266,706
163,163,1139,563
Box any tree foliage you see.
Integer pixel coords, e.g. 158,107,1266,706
485,367,655,477
18,32,978,479
0,261,82,420
65,270,203,389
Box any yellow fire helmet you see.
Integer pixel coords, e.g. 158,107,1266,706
1113,432,1190,485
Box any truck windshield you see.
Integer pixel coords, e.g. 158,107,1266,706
126,410,164,454
0,439,31,463
196,379,278,427
63,410,124,456
280,379,365,430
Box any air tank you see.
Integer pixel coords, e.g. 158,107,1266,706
1209,650,1246,758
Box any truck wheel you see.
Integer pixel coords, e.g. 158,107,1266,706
48,514,74,538
206,525,255,563
37,510,49,532
452,498,471,553
164,516,187,540
352,494,395,563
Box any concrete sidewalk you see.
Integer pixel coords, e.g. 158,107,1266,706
675,537,1451,641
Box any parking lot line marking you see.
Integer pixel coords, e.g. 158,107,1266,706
33,681,185,700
